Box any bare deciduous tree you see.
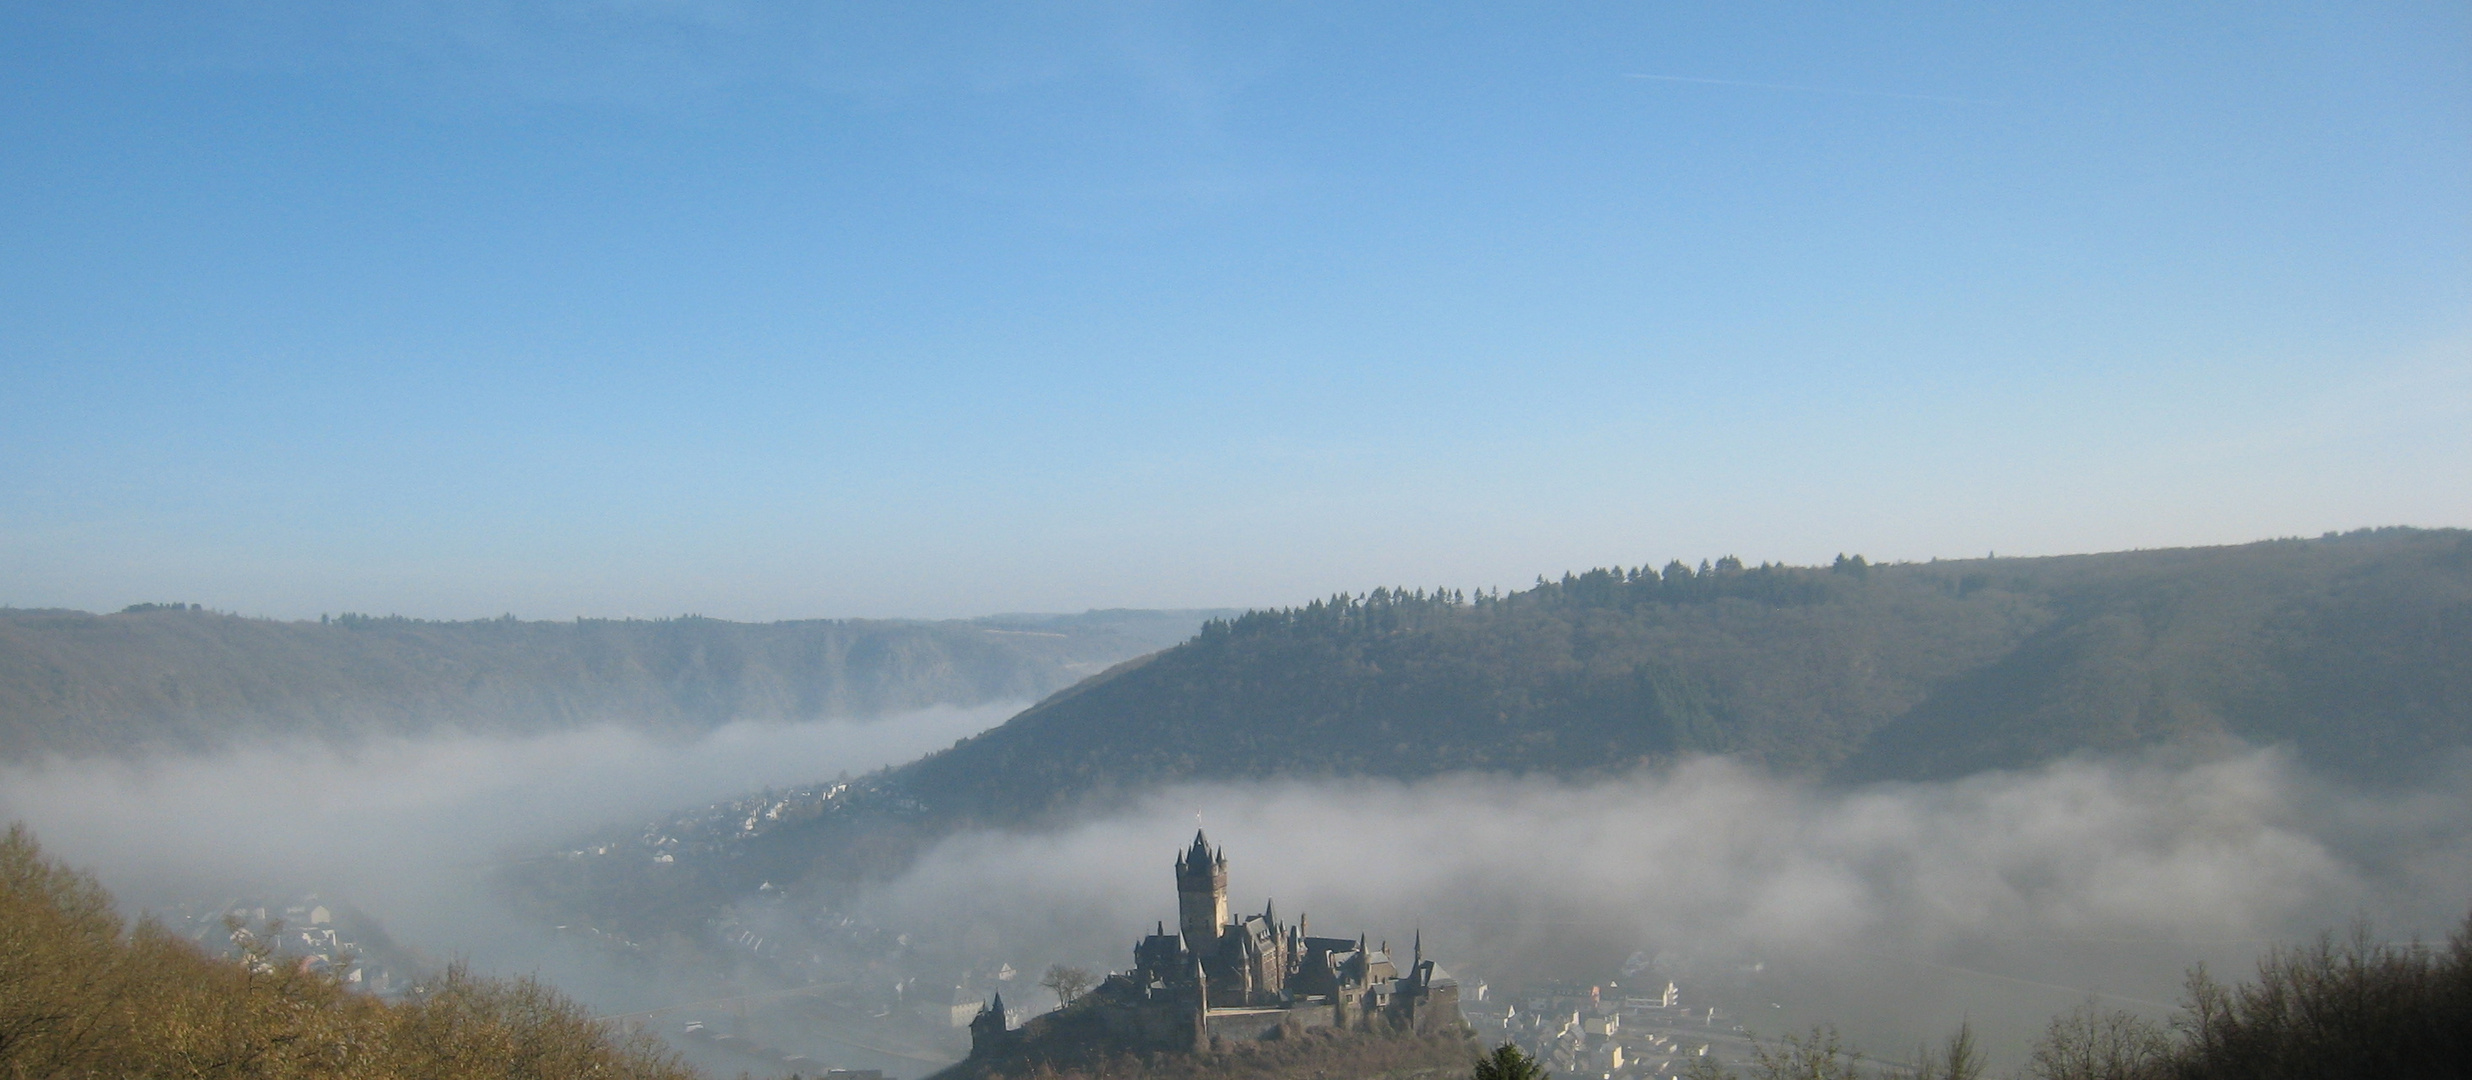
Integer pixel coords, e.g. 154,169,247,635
1040,964,1095,1006
2025,999,2170,1080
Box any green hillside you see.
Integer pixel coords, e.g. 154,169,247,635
0,607,1228,758
903,528,2472,824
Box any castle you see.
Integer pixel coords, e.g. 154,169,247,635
966,831,1461,1061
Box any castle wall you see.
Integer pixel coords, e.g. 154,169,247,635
1087,998,1200,1052
1411,983,1464,1035
1201,1006,1336,1043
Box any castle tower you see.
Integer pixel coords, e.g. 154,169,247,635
1175,830,1229,955
968,991,1012,1058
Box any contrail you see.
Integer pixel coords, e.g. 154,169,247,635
1624,73,1990,106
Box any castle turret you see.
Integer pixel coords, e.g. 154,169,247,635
969,991,1014,1058
1190,954,1211,1053
1175,830,1228,956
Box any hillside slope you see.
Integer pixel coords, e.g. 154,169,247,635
902,529,2471,823
0,608,1227,758
510,529,2472,943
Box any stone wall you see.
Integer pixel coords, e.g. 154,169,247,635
1201,1005,1338,1043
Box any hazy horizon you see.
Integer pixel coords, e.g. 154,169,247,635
4,4,2465,623
10,526,2464,625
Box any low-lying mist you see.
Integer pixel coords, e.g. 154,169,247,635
5,711,2466,1072
0,702,1025,976
846,750,2472,1067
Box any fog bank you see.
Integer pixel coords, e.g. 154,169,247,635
0,702,1023,960
4,717,2466,1070
852,750,2472,1064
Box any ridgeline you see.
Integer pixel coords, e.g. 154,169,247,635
907,527,2472,823
0,607,1228,758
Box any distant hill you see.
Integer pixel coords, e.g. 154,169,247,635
902,528,2472,823
510,528,2472,939
0,607,1232,758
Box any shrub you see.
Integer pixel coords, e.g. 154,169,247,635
2167,916,2472,1080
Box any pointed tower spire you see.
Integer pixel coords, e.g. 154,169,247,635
1176,829,1229,954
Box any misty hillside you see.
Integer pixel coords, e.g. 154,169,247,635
0,607,1230,758
509,528,2471,940
899,528,2472,821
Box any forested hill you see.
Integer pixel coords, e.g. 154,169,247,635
0,607,1229,759
502,529,2469,940
896,528,2472,821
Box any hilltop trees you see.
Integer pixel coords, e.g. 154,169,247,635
2167,917,2472,1079
2020,915,2472,1079
1913,1021,1986,1080
2023,1002,2170,1080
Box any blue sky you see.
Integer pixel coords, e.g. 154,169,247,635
3,2,2466,621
